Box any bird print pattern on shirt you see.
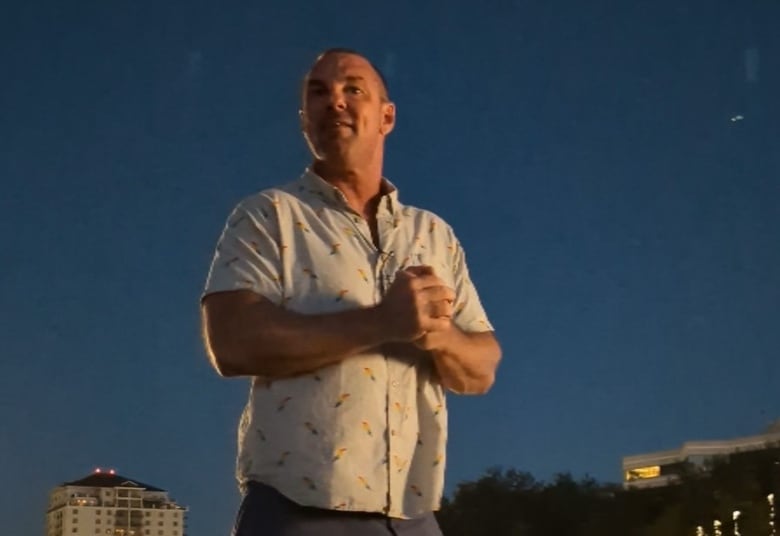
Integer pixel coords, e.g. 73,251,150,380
357,476,372,491
277,397,293,412
361,421,373,437
332,447,348,461
276,451,291,467
203,170,494,518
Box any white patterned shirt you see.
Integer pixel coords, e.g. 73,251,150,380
203,169,493,518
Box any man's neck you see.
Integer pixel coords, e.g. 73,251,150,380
313,159,384,219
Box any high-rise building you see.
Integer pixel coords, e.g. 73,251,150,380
622,419,780,489
45,469,187,536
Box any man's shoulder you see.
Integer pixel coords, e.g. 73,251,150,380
398,203,457,235
399,202,439,219
233,176,310,210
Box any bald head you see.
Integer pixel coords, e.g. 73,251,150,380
303,48,390,104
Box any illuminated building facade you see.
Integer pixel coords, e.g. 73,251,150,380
45,469,187,536
622,421,780,489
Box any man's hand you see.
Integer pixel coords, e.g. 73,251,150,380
394,268,501,395
379,265,455,343
413,324,455,352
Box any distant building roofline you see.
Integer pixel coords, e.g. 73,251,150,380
61,471,166,492
623,429,780,468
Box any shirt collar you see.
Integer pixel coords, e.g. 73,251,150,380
300,168,400,215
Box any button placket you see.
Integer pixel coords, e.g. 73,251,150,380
385,357,405,514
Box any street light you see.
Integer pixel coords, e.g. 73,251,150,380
769,493,776,536
732,510,741,536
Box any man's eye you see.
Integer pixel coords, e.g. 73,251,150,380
346,86,364,94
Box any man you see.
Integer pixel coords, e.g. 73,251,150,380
201,48,502,536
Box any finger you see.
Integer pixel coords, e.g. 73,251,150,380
429,300,454,319
411,331,428,346
394,269,414,282
420,285,456,303
443,287,456,303
413,335,434,351
422,316,452,334
409,275,449,291
404,265,435,277
392,270,416,289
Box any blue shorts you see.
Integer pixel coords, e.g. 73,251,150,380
232,481,443,536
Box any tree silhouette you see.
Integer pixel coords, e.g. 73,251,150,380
436,444,780,536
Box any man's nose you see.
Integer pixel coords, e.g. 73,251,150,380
327,90,347,111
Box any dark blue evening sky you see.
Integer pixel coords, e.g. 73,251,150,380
2,1,778,535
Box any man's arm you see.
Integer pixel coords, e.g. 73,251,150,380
416,326,502,395
202,290,387,377
403,265,501,395
201,269,455,378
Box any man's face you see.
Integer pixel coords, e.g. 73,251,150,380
301,53,395,163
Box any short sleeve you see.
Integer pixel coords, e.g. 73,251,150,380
450,237,494,333
202,195,284,304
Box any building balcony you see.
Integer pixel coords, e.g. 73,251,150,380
68,497,99,506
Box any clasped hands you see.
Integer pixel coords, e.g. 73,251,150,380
378,265,456,352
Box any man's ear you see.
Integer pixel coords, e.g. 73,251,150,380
381,102,396,135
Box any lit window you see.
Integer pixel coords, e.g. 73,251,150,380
625,465,661,481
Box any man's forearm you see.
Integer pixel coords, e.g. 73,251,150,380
428,329,501,395
204,293,392,378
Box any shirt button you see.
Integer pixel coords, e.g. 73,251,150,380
391,380,400,388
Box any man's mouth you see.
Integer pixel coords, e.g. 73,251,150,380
326,120,353,129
